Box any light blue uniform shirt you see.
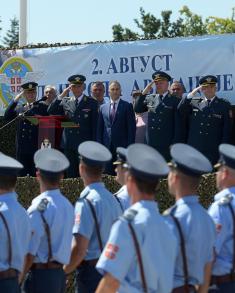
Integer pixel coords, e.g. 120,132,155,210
114,185,131,212
164,195,216,288
27,189,74,264
208,187,235,275
0,192,31,272
96,200,177,293
73,182,122,260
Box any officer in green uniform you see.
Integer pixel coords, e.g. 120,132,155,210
178,75,232,165
133,71,180,161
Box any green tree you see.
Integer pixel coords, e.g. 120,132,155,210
3,17,19,48
112,6,235,41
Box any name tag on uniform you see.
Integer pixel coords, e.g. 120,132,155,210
82,109,91,112
193,109,199,112
213,114,222,119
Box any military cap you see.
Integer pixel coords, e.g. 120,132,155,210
113,147,127,165
78,141,112,167
125,143,169,181
152,71,171,82
34,148,70,174
0,152,23,176
169,143,212,176
21,82,38,91
68,74,86,85
199,75,217,87
215,144,235,169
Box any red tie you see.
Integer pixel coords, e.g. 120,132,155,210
110,102,116,123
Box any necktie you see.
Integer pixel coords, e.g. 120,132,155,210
110,102,116,123
207,100,211,107
159,95,163,101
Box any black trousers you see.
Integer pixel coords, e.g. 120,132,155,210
75,264,102,293
64,149,80,178
23,268,66,293
17,152,36,177
209,281,235,293
0,277,20,293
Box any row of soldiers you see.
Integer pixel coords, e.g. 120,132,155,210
0,140,235,293
3,71,233,178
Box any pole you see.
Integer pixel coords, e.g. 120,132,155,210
19,0,27,46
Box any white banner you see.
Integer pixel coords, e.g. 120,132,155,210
0,33,235,115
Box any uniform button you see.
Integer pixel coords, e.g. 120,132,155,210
201,123,203,125
22,135,24,138
151,127,154,129
206,133,208,135
70,130,72,133
200,131,202,134
152,119,155,121
160,112,162,114
159,119,161,122
158,127,160,130
24,122,26,125
22,129,25,131
207,124,210,126
78,115,80,118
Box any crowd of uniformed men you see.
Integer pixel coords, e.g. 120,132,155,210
0,71,235,293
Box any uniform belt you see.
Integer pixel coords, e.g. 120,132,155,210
172,285,197,293
80,259,99,267
0,269,18,280
31,261,63,270
211,273,235,285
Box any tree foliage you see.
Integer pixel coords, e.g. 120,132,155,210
112,6,235,41
3,17,19,48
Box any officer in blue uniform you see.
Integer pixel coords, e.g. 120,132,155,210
4,82,48,176
96,143,177,293
48,74,98,178
64,141,122,293
113,147,131,212
178,75,232,165
164,143,216,293
0,152,31,293
208,144,235,292
133,71,180,161
21,148,74,293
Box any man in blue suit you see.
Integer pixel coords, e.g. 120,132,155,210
97,81,136,175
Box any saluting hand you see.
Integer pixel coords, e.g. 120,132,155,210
59,85,72,99
142,80,155,95
14,90,25,102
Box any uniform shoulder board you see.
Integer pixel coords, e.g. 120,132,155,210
79,190,90,201
219,97,231,105
37,198,49,212
122,209,138,222
218,194,233,206
163,208,172,216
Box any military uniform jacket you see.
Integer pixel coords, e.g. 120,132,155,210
134,92,180,159
48,95,98,150
4,100,48,155
208,187,235,276
178,96,232,163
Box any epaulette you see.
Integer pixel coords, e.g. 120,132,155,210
220,97,231,105
37,198,49,212
79,190,90,201
121,209,138,222
218,194,233,206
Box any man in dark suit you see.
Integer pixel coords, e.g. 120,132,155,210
97,80,136,175
178,75,232,165
48,74,98,177
4,82,48,176
133,71,180,161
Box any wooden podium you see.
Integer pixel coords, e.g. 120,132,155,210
26,115,79,149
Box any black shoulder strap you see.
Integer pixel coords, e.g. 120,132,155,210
85,198,103,252
170,209,190,293
227,202,235,275
123,209,148,293
0,205,12,266
37,198,52,263
113,193,124,212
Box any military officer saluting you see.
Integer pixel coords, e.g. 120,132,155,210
133,71,180,160
64,141,122,293
48,74,98,178
113,147,131,212
208,144,235,292
21,148,74,293
164,143,216,293
0,152,31,292
178,75,232,165
4,82,48,176
96,143,177,293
